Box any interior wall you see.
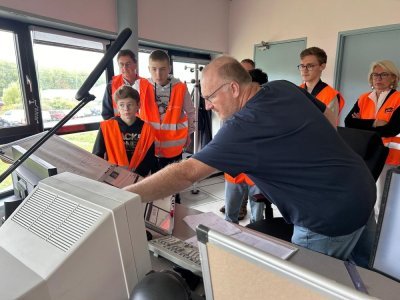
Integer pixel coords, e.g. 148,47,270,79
0,0,116,32
228,0,400,86
0,0,230,53
137,0,230,53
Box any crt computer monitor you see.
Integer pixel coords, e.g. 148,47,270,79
11,145,57,200
0,172,151,299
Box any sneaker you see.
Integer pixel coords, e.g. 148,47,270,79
238,203,247,220
219,205,226,214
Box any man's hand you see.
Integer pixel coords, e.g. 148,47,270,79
373,119,388,127
351,112,360,119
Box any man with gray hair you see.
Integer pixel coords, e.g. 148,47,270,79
124,55,376,260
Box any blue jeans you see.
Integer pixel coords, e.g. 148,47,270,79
225,181,264,223
292,225,365,260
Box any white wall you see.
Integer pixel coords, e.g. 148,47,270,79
228,0,400,85
137,0,229,53
0,0,116,32
0,0,230,53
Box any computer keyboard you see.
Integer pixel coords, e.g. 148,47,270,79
148,235,202,276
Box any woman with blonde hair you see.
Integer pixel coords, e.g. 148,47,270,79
345,60,400,268
345,60,400,220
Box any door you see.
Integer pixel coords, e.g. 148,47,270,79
336,26,400,125
254,38,306,85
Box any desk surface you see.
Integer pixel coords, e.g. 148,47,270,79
165,204,400,300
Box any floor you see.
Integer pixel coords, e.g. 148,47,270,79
180,174,253,226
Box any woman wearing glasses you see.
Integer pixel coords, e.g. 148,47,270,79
344,60,400,268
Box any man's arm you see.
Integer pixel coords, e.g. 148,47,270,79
123,157,216,202
323,105,337,128
325,97,339,126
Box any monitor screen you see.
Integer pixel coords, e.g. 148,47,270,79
0,172,151,300
371,167,400,281
11,145,57,200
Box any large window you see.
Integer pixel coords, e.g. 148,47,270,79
0,19,112,194
32,28,109,129
0,15,212,195
0,30,26,128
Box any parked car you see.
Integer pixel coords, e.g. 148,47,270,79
49,110,67,121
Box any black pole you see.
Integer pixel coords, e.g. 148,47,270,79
0,28,132,184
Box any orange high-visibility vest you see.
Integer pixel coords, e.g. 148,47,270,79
111,74,143,116
139,80,188,158
224,173,255,186
100,119,155,171
357,90,400,165
300,83,345,114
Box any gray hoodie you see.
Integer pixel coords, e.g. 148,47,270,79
147,76,195,134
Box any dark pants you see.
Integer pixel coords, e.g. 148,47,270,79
156,153,183,203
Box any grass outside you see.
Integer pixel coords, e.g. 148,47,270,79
0,163,12,192
61,130,98,152
0,130,98,192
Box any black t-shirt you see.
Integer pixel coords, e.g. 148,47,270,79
193,80,376,236
93,117,157,177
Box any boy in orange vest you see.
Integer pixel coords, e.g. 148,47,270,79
93,85,157,177
138,50,195,203
298,47,345,125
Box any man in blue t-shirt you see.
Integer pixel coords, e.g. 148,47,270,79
124,56,376,260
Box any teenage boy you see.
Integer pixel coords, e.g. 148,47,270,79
139,50,195,170
298,47,345,124
93,85,157,177
102,49,141,120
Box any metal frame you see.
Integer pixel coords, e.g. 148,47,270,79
197,225,376,300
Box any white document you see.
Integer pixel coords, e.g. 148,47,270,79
183,211,297,260
0,132,140,187
183,212,242,236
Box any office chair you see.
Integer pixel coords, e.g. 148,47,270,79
247,127,389,244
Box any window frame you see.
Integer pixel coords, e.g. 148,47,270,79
0,18,42,143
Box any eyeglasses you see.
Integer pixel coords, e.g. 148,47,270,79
297,64,318,71
203,82,230,103
371,72,392,80
117,103,135,110
118,62,133,69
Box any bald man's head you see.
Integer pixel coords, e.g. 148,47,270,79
203,56,252,85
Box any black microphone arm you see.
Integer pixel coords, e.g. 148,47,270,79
0,28,132,184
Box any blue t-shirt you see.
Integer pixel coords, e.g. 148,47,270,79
193,80,376,236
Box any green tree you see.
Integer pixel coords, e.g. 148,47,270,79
0,61,19,97
2,81,22,110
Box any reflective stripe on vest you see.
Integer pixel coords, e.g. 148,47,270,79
139,80,188,158
316,86,345,113
148,120,189,130
100,119,155,171
154,138,187,148
386,135,400,150
358,90,400,165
